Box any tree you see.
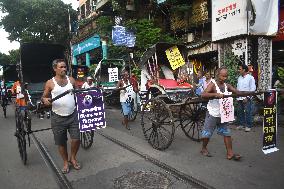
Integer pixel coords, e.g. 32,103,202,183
0,52,10,65
0,0,77,46
7,49,20,64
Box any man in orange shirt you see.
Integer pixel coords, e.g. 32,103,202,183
12,80,27,107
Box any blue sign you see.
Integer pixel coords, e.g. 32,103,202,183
72,35,101,56
112,26,136,47
157,0,166,4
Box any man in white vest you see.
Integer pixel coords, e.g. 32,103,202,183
42,59,81,174
200,67,256,161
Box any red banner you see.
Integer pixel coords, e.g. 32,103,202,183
274,7,284,41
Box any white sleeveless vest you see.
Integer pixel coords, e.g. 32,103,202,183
207,79,228,117
51,77,75,116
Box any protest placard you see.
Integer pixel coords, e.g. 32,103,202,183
219,92,235,123
262,89,279,154
165,46,185,70
108,67,119,82
75,89,106,132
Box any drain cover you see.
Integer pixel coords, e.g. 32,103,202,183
114,171,170,189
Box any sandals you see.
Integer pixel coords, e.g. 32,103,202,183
69,160,82,170
61,166,70,174
227,154,242,161
200,150,213,157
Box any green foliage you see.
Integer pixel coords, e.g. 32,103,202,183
223,52,239,87
278,67,284,86
277,67,284,103
0,0,76,46
89,64,98,77
131,66,141,82
95,16,114,37
7,49,20,64
125,19,180,53
0,49,20,65
0,52,10,65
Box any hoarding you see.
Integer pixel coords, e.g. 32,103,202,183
212,0,247,41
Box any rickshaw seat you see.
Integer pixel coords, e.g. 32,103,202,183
159,79,178,89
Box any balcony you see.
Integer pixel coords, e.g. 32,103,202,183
96,0,111,11
71,19,97,44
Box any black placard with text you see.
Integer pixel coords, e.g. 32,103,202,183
262,90,278,154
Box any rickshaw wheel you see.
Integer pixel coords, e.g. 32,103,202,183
80,130,94,149
180,97,206,142
141,97,175,150
128,99,138,121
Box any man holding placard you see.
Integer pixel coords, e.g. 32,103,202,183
200,67,257,161
117,70,138,130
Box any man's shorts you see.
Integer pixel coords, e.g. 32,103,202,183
201,111,231,138
51,111,80,146
121,102,131,116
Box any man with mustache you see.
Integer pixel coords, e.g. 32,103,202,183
41,59,81,174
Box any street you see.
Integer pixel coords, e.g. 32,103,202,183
0,104,283,189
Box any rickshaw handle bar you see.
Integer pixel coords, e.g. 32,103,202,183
222,89,283,98
49,87,100,103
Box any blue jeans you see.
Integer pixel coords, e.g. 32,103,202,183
237,99,253,128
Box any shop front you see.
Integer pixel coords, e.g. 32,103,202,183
71,34,103,86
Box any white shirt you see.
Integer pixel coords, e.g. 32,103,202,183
81,82,95,89
51,77,75,116
237,74,256,100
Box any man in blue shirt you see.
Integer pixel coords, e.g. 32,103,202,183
195,70,206,96
236,64,256,132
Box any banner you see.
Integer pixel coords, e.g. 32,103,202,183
212,0,247,41
262,89,279,154
249,0,278,36
273,7,284,41
108,67,119,82
165,46,185,70
75,89,106,132
219,92,234,123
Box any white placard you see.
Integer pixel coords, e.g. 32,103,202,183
219,92,235,123
212,0,247,41
108,67,119,82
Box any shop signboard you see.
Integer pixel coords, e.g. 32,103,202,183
212,0,247,41
72,35,101,56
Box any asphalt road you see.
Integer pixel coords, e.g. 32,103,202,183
0,104,284,189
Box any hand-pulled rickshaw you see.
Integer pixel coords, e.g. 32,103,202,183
93,59,126,106
139,43,207,150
